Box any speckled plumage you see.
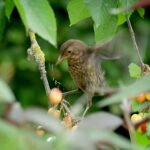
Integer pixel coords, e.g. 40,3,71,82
59,39,107,96
57,39,119,118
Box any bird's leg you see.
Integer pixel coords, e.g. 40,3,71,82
61,89,81,124
62,89,81,98
81,94,92,120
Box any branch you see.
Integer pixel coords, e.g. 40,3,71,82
126,16,145,75
120,99,136,144
27,29,71,115
27,29,51,107
133,117,150,129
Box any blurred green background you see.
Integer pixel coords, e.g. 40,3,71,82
0,0,150,112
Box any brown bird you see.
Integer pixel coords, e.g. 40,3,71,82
56,39,119,118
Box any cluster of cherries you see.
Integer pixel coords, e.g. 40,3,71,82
131,113,147,134
131,92,150,136
132,92,150,103
36,88,77,136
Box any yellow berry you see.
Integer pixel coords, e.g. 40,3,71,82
137,126,143,134
48,88,62,105
131,114,142,122
53,110,60,119
48,108,60,119
146,92,150,101
36,126,45,136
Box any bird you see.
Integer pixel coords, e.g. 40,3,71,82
56,39,119,119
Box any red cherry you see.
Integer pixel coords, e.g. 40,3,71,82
141,122,147,133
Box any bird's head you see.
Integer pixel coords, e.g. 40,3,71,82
56,39,88,65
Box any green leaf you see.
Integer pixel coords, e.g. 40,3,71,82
80,112,123,131
5,0,15,20
98,75,150,107
0,119,52,150
117,12,132,25
117,0,138,25
128,63,141,78
119,0,137,15
87,129,141,150
137,8,145,18
146,123,150,138
0,0,6,39
132,99,139,112
84,0,117,27
84,0,117,42
94,16,117,42
135,131,150,146
13,0,57,46
67,0,90,26
132,101,150,113
0,79,15,103
117,13,126,25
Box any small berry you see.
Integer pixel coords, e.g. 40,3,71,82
136,93,146,103
137,126,143,134
53,110,60,119
36,126,45,136
48,88,62,105
48,108,60,119
141,122,147,133
146,92,150,101
131,114,142,122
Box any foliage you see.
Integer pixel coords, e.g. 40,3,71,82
98,75,150,107
128,63,141,78
0,0,150,149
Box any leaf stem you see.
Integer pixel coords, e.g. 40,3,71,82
126,16,145,75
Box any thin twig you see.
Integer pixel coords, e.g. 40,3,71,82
126,16,145,74
38,63,50,96
120,99,136,144
27,29,71,114
28,29,51,106
61,101,71,115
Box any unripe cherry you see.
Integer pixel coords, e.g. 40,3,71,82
48,88,62,105
136,93,146,103
48,107,60,119
36,126,45,136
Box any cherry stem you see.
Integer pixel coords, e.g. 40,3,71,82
126,16,145,75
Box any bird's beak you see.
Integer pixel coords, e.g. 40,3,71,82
56,55,68,66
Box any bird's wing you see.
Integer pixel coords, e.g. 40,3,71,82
89,35,121,60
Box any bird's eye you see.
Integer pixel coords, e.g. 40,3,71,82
68,50,71,53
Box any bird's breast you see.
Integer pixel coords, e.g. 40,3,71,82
68,57,101,94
